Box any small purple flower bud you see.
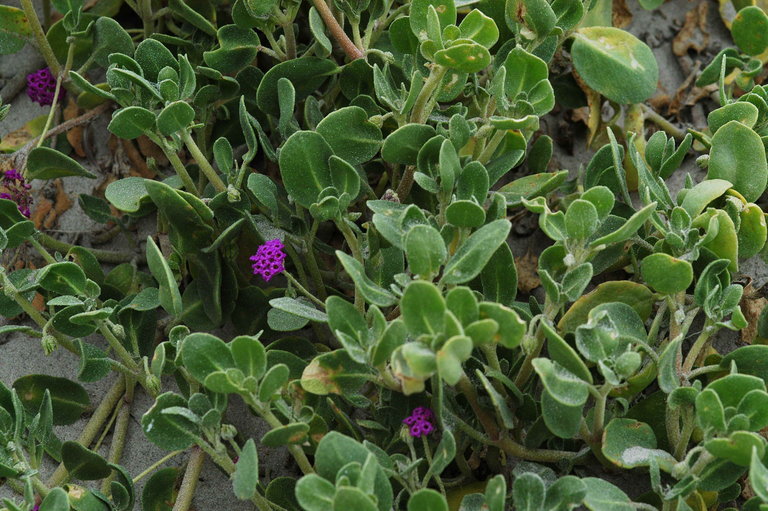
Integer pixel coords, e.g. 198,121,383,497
1,169,33,218
403,407,435,438
26,67,60,106
250,239,287,282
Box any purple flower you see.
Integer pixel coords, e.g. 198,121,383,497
403,407,435,438
26,67,58,106
1,169,33,218
250,239,287,282
33,505,40,511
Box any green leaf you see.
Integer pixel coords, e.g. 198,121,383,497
750,447,768,502
479,242,517,307
259,363,290,401
408,489,448,511
334,488,378,511
641,253,693,295
336,251,397,307
588,202,657,249
180,333,236,386
134,38,178,80
261,422,309,446
532,358,589,406
26,147,96,180
257,57,339,116
37,262,87,296
706,431,766,466
425,429,455,480
156,101,195,135
512,473,545,511
13,374,89,425
498,170,569,207
145,236,182,316
695,388,727,433
445,200,486,228
0,5,32,55
316,106,382,165
707,120,768,202
708,102,759,134
458,10,499,48
92,16,134,68
410,0,456,40
141,392,198,450
39,488,70,511
442,219,511,284
269,297,328,322
571,27,659,104
401,281,446,336
602,418,676,470
105,177,151,213
230,335,266,380
203,24,259,74
62,441,111,480
314,432,392,511
108,106,156,140
731,6,768,56
382,124,437,165
502,47,548,99
582,478,634,511
279,131,333,209
434,43,491,73
405,224,446,277
506,0,556,39
296,475,335,511
232,441,258,499
565,199,598,240
680,178,732,218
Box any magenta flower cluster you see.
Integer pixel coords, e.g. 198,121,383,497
403,407,435,438
250,239,287,282
26,67,57,106
1,169,32,218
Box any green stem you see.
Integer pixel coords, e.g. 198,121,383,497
673,407,695,460
477,130,506,165
591,384,611,438
99,322,141,373
101,378,135,494
284,271,326,308
161,143,200,196
27,237,56,264
246,397,315,475
38,232,142,264
457,373,499,439
133,450,184,483
140,0,153,38
682,322,716,374
304,221,327,301
421,436,446,495
182,131,227,194
335,218,364,311
410,65,448,125
19,0,61,76
282,20,297,60
172,448,206,511
642,104,686,140
47,378,126,487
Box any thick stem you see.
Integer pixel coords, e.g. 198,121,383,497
161,144,200,196
457,374,499,440
172,448,206,511
19,0,61,76
47,378,126,487
335,218,364,311
101,378,135,494
310,0,364,60
682,322,716,374
37,232,142,264
282,20,297,60
642,104,687,140
409,65,448,125
182,131,227,193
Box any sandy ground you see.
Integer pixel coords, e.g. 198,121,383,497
0,0,766,508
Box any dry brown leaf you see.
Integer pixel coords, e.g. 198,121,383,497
64,99,86,157
740,283,767,344
137,135,168,165
517,251,541,294
612,0,632,28
31,197,53,229
122,138,156,178
44,179,73,229
672,2,709,57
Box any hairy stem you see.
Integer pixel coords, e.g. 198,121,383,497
19,0,61,76
172,448,206,511
182,131,227,193
309,0,364,60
